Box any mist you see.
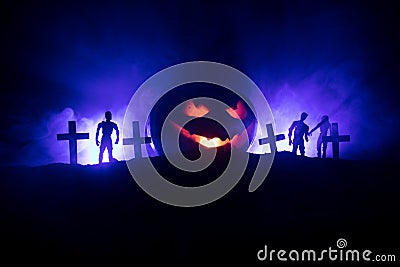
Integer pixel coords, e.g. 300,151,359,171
3,1,399,166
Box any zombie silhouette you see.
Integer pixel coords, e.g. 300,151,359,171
288,112,309,156
96,111,119,163
308,115,331,158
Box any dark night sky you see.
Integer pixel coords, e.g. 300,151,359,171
1,0,399,165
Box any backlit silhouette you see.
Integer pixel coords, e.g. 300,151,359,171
57,121,89,164
96,111,119,163
308,115,331,158
322,123,350,159
258,123,285,153
288,112,309,156
122,121,151,158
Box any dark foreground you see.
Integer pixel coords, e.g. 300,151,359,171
1,152,399,265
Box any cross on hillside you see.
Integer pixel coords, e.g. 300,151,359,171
258,123,285,153
322,123,350,159
57,121,89,164
123,121,152,158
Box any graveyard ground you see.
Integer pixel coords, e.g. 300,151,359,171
1,152,398,265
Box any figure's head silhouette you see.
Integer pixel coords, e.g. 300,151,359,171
105,111,112,121
300,112,308,121
322,115,329,122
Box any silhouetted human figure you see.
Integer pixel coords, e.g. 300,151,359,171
288,112,309,156
96,111,119,163
308,115,331,158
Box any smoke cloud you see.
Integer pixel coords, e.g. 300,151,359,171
3,1,399,166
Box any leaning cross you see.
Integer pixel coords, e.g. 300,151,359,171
322,123,350,159
258,123,285,153
57,121,89,164
123,121,152,158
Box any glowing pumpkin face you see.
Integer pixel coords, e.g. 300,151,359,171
148,83,256,159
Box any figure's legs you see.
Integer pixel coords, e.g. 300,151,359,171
317,135,322,158
107,141,113,162
299,140,305,156
292,142,298,155
99,142,106,164
322,140,328,158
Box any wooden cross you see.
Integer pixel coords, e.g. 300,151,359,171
258,123,285,153
123,121,152,158
57,121,89,164
322,123,350,159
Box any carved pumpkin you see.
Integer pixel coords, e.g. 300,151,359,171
148,83,256,160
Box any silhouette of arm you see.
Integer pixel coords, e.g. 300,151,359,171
288,121,296,137
309,121,322,136
305,126,309,142
96,123,101,146
308,125,318,135
288,121,296,145
114,123,120,144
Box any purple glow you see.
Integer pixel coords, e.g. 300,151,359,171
17,67,368,165
18,107,126,166
16,63,372,166
5,2,398,166
255,66,364,159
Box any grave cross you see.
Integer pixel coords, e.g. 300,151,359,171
57,121,89,164
258,123,285,153
123,121,152,158
322,123,350,159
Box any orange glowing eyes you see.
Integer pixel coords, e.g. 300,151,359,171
183,100,248,119
184,100,210,117
226,101,248,120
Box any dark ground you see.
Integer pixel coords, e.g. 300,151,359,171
1,152,398,265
